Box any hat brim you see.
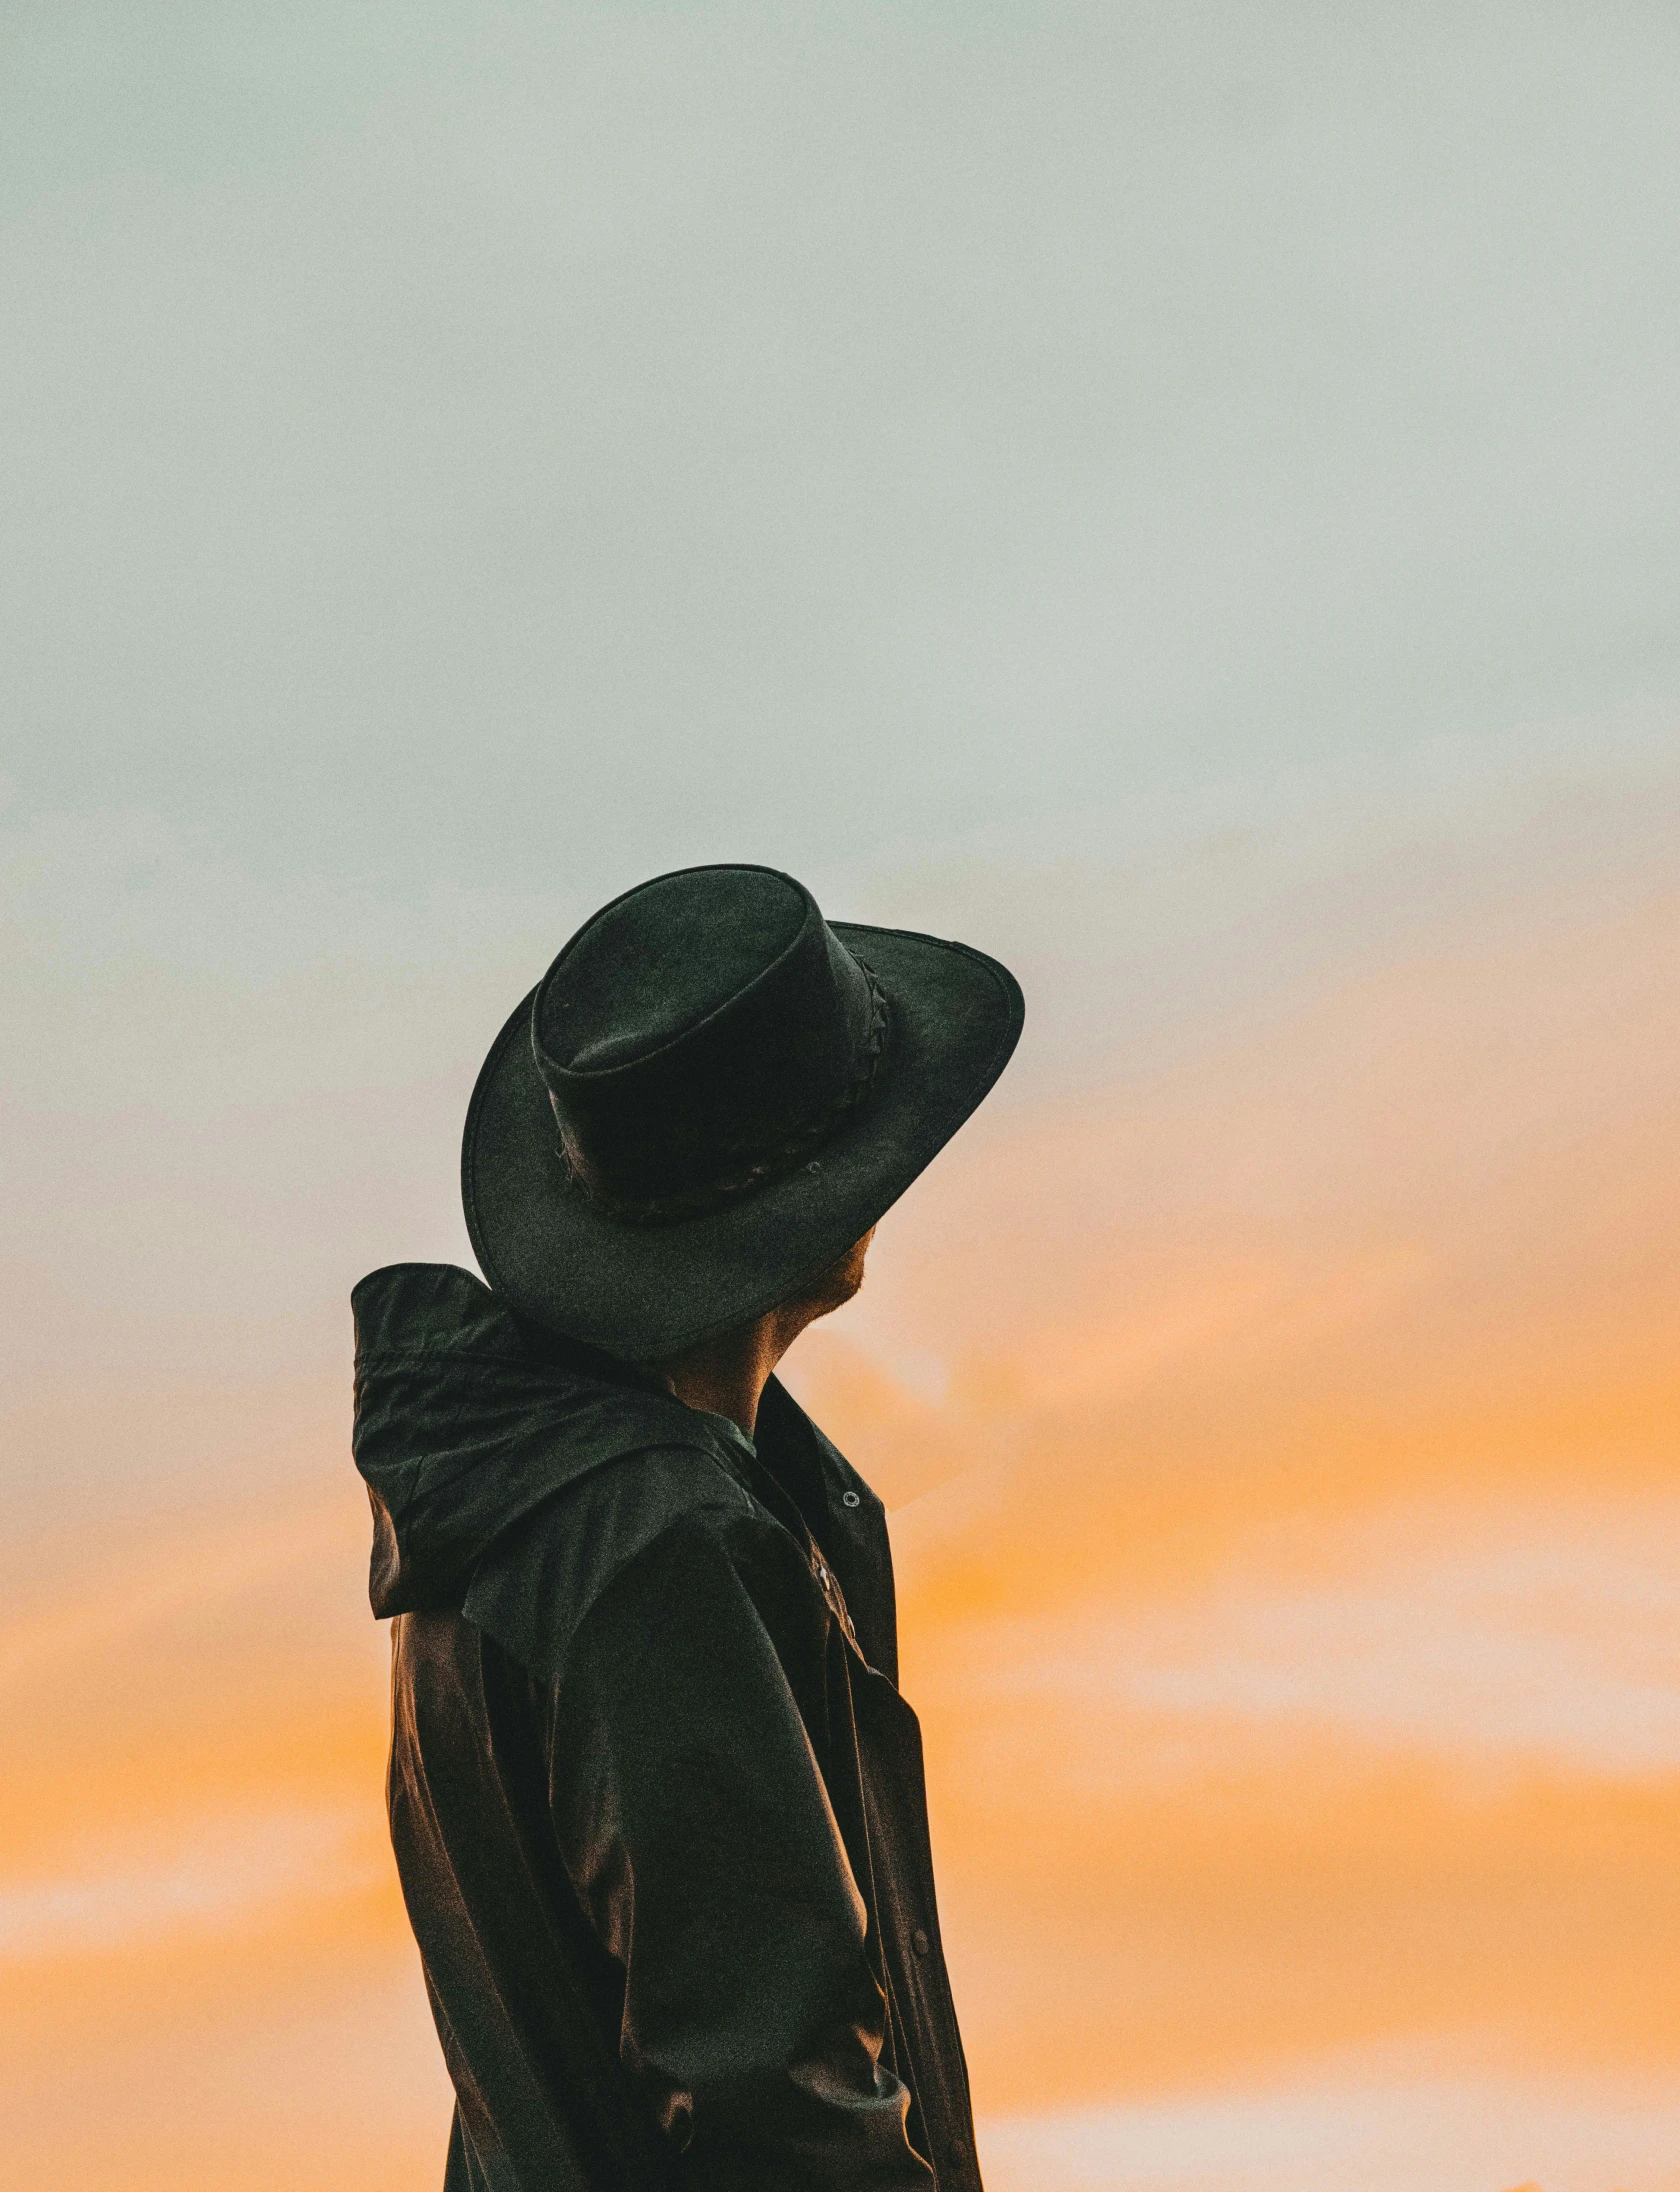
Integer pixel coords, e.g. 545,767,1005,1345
461,923,1024,1360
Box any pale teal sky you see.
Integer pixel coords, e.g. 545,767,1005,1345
3,0,1678,1415
7,3,1679,864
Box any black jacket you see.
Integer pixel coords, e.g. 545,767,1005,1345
351,1263,983,2192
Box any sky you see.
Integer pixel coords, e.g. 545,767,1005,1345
2,5,1678,2188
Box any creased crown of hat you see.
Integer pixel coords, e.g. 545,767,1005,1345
531,868,889,1224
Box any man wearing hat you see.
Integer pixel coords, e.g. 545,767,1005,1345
352,864,1022,2191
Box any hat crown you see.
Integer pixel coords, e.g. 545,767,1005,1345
531,865,887,1224
539,868,806,1076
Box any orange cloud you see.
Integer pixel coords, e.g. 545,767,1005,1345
7,871,1678,2186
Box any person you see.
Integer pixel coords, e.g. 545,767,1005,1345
351,863,1023,2190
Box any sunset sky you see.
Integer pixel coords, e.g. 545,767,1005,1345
4,7,1679,2189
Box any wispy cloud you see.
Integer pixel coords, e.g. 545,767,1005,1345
948,1495,1680,1776
0,1808,372,1962
982,2067,1680,2192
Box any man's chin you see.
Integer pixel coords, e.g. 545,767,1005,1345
810,1271,864,1321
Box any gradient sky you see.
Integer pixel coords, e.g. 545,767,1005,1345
3,6,1679,2188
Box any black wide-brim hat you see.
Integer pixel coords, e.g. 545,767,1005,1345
463,864,1023,1361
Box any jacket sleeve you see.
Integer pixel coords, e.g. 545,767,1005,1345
543,1512,935,2192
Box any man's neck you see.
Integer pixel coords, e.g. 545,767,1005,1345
656,1312,790,1438
652,1229,873,1437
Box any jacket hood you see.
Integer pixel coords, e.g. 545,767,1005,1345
351,1262,731,1616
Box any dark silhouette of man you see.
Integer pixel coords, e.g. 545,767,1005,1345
352,864,1022,2190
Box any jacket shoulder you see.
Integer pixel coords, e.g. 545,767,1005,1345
461,1440,774,1680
